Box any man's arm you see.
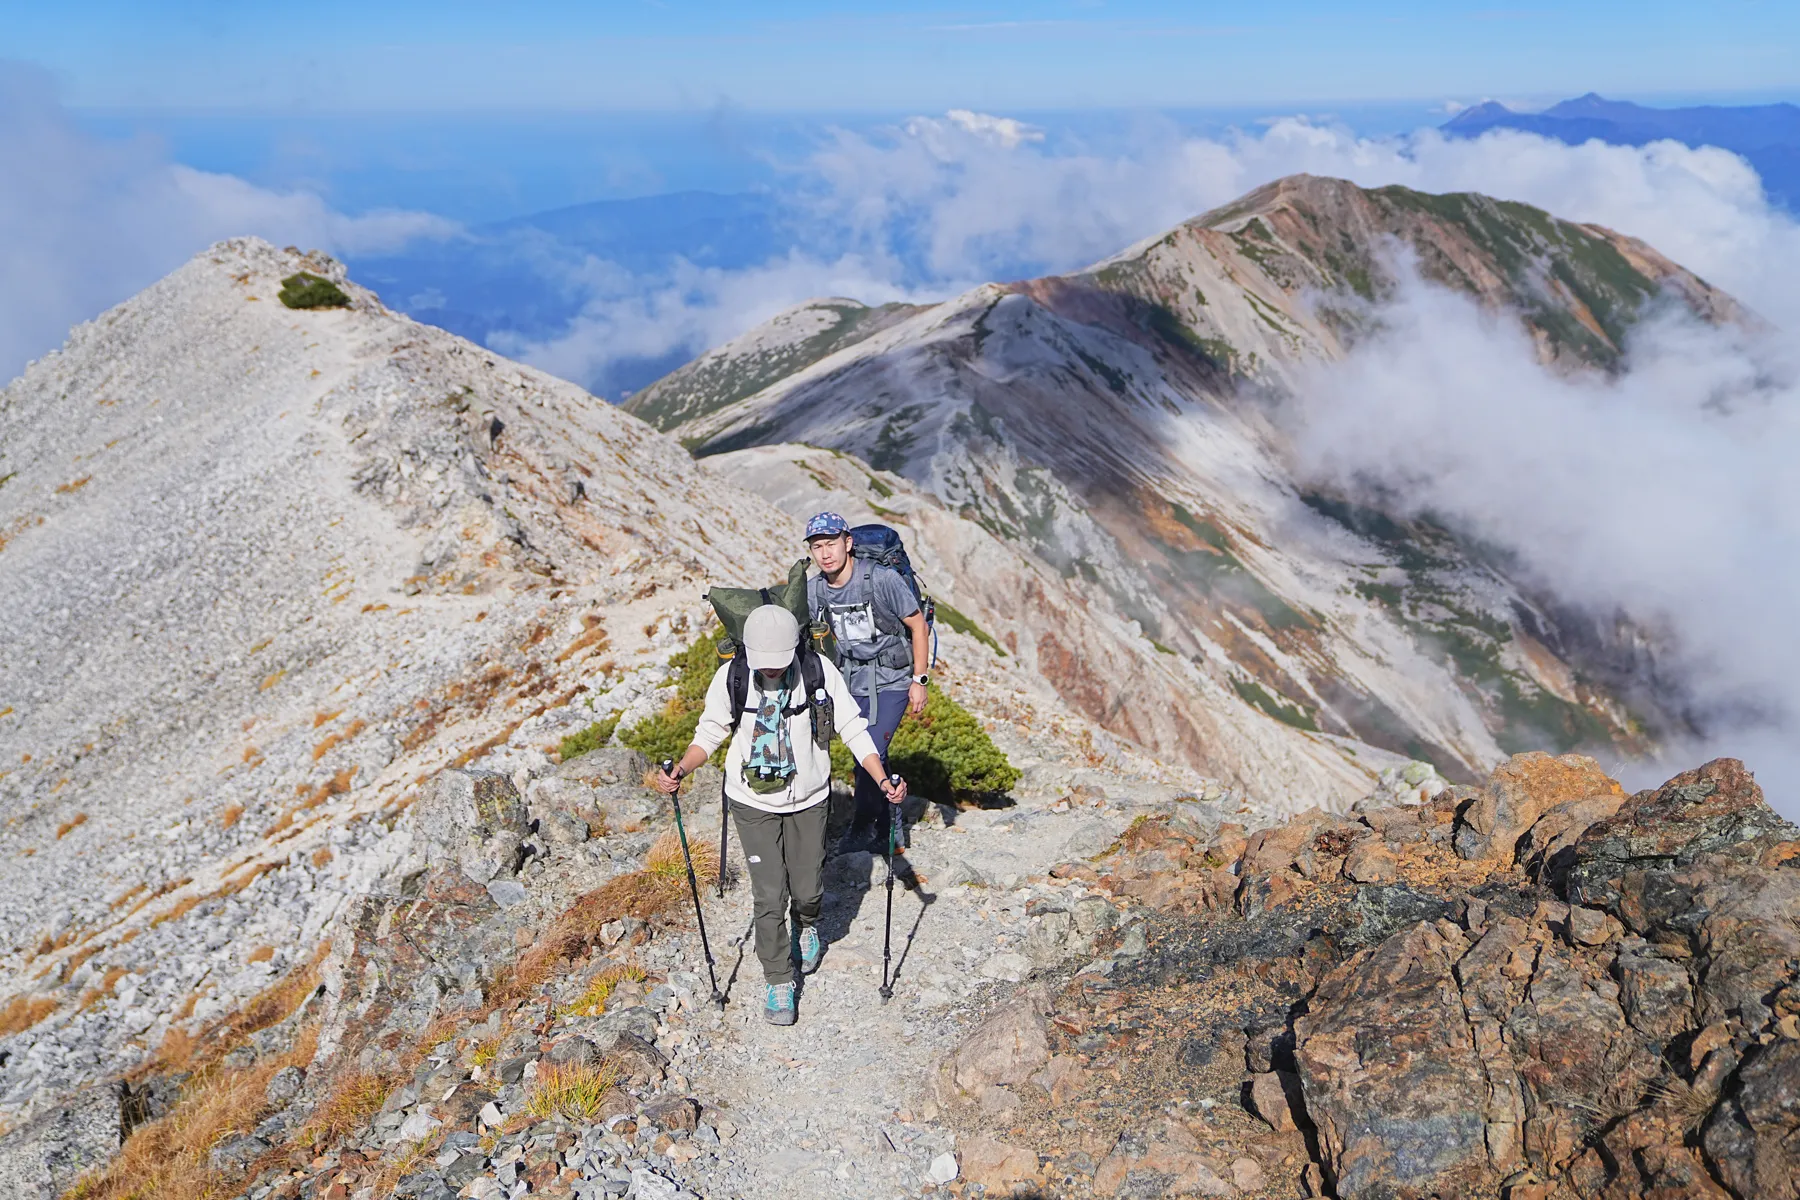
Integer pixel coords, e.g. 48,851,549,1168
901,609,929,716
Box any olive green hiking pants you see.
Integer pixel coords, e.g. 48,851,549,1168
730,798,828,986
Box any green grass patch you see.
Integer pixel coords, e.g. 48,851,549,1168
278,273,350,310
559,713,621,761
1232,678,1319,732
934,600,1006,656
623,630,1019,801
864,472,894,499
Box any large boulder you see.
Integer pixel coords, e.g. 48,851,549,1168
1454,752,1622,863
412,768,532,883
1705,1038,1800,1199
1566,757,1794,930
1296,921,1491,1199
942,985,1052,1104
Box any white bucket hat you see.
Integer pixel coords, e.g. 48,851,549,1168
741,604,800,671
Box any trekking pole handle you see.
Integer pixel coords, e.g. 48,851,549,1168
661,758,683,782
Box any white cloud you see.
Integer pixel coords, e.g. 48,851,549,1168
0,64,456,382
493,250,955,394
1287,273,1800,806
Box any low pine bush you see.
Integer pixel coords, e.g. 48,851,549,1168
559,713,621,761
631,629,1020,804
619,630,726,764
831,683,1019,803
278,272,351,310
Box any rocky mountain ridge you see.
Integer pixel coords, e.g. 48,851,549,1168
0,239,1167,1153
630,174,1734,809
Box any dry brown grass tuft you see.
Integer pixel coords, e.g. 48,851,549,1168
300,1070,395,1147
246,945,275,965
556,963,647,1018
219,804,244,830
0,994,58,1036
74,1024,319,1200
143,942,328,1078
645,829,718,888
310,845,334,869
493,869,685,1004
555,619,611,663
372,1131,445,1195
311,719,365,761
56,812,88,839
149,894,202,929
523,1059,621,1121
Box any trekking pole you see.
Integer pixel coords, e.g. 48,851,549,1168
662,760,725,1008
716,775,729,899
878,775,905,1004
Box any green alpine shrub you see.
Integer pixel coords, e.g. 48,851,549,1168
559,712,621,762
619,630,727,765
626,630,1020,803
278,272,351,310
829,683,1020,803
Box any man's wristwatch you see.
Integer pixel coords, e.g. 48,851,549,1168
911,674,929,687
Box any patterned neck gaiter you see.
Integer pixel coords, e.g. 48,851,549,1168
744,667,797,793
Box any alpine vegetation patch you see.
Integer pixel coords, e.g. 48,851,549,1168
277,272,351,310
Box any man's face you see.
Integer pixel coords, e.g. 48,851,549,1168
808,532,852,575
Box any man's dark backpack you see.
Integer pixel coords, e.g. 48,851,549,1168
845,523,938,668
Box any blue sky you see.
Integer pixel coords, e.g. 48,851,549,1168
9,0,1799,112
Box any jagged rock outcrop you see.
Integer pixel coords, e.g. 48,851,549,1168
938,754,1798,1198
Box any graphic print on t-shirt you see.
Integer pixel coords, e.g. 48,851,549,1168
827,601,878,646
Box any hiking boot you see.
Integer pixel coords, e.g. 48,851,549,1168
797,926,823,975
765,982,797,1025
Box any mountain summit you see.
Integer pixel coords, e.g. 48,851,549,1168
632,175,1735,804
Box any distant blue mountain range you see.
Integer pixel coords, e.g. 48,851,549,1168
346,191,801,397
1442,93,1800,211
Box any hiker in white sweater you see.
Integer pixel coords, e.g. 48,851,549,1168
656,605,907,1025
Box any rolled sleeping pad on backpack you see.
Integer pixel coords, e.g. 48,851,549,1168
706,557,811,657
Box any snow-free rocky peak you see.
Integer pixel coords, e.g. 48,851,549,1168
633,174,1739,809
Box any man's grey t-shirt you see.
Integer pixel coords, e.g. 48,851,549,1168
810,560,919,694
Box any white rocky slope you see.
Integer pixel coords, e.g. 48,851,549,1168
634,175,1734,808
0,240,918,1124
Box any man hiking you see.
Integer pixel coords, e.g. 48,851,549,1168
804,512,931,852
655,604,907,1026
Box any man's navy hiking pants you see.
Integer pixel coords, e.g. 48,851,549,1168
850,689,910,843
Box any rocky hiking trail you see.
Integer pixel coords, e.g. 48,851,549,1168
668,772,1170,1199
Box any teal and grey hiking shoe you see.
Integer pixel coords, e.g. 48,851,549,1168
765,982,797,1025
797,926,823,975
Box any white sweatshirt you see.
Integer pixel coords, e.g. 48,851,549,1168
690,655,882,814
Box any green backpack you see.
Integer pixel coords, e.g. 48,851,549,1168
707,557,839,664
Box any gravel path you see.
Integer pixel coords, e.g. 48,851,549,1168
658,786,1157,1199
